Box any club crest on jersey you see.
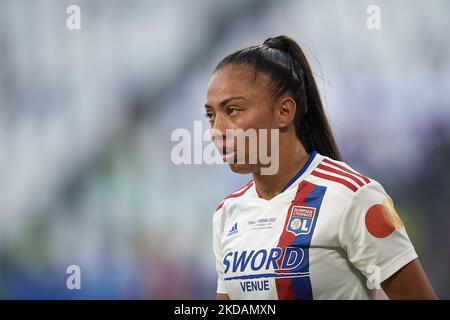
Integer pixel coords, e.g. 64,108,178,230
286,206,316,236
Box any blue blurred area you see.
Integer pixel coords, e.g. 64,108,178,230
0,0,449,299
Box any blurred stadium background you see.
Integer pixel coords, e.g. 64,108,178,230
0,0,449,299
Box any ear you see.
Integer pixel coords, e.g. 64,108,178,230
274,96,296,129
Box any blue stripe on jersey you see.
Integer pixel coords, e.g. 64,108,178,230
224,272,310,281
290,183,327,300
280,150,318,193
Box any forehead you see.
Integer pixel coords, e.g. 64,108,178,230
206,65,270,105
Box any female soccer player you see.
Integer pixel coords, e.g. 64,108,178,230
205,35,437,300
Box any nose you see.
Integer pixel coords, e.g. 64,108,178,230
212,113,228,136
210,113,230,150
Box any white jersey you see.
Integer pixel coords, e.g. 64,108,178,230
212,151,417,299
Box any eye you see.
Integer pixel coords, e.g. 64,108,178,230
227,107,241,116
204,111,215,123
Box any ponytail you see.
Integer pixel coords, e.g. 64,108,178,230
215,35,342,161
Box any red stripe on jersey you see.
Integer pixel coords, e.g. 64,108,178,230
215,201,225,212
215,180,254,211
317,163,366,187
323,158,370,184
311,170,358,192
275,180,315,300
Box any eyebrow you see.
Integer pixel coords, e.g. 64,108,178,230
205,96,246,109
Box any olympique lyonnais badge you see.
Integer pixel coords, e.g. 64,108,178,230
286,206,316,236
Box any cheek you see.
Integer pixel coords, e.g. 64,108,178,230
238,109,276,156
239,107,275,131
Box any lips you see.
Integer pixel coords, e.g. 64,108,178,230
212,135,238,163
213,142,235,162
222,146,234,156
221,146,236,163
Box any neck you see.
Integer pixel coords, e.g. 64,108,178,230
253,136,309,200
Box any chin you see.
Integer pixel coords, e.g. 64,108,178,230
228,163,258,174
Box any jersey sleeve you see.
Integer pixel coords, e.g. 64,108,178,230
339,181,418,286
212,208,227,294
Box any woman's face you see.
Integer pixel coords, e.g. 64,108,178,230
205,65,278,174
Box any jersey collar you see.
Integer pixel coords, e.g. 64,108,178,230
279,150,318,193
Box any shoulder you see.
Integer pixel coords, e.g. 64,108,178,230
214,179,254,213
212,179,254,234
310,158,397,235
306,155,380,201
